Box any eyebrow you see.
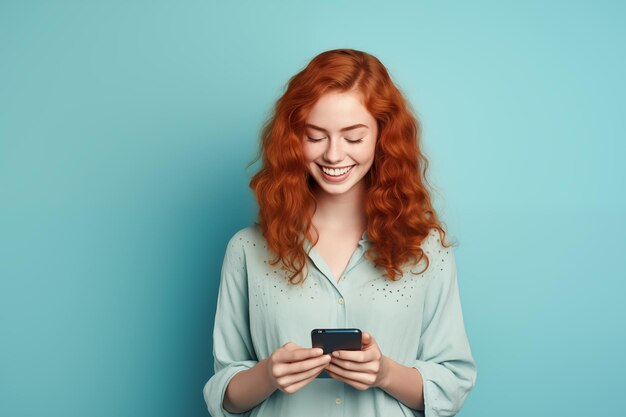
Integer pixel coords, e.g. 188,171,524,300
305,123,369,133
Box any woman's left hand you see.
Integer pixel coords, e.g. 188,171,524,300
324,331,390,390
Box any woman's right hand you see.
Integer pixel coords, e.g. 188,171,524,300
266,342,331,394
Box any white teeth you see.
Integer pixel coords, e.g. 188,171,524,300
321,165,353,176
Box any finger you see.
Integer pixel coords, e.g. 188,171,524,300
332,349,368,362
282,342,302,350
326,363,377,386
286,354,331,373
357,331,376,349
277,347,324,363
326,368,370,391
274,354,331,377
282,370,321,394
278,362,328,390
363,332,376,348
329,356,374,372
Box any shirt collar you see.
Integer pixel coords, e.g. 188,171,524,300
358,229,372,251
303,229,372,252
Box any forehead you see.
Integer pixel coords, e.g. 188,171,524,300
306,90,375,130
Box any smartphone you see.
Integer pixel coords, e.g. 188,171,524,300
311,328,362,378
311,328,362,354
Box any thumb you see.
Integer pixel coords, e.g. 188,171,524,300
362,331,372,344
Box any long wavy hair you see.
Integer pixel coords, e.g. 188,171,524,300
248,48,453,284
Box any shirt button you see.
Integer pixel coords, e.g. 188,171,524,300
338,297,344,305
335,397,343,405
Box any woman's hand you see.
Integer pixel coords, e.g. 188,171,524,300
266,342,331,394
324,331,390,390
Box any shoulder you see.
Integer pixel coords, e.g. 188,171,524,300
224,223,267,259
420,227,451,254
228,223,263,246
419,227,456,277
220,225,266,279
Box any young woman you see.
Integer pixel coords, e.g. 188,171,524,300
204,48,477,417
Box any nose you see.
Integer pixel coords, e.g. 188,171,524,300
323,137,345,164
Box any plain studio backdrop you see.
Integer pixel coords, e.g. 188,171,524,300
1,1,624,416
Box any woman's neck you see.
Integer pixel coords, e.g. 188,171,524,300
310,181,367,231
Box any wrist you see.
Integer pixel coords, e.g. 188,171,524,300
258,357,277,391
378,355,394,389
225,358,277,414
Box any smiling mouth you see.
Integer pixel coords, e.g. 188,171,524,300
317,164,355,177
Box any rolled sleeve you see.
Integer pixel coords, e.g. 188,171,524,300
411,246,477,417
203,233,259,417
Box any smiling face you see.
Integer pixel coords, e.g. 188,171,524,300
302,89,378,199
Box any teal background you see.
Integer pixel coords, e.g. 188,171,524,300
1,1,624,416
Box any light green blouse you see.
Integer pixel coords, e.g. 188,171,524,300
203,224,477,417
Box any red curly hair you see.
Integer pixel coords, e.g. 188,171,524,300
248,48,453,284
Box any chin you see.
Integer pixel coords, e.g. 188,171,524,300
323,187,351,195
315,181,354,195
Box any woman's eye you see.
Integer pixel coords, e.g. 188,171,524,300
346,138,364,144
306,136,364,143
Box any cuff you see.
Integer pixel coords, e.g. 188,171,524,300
412,359,463,417
204,360,258,417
